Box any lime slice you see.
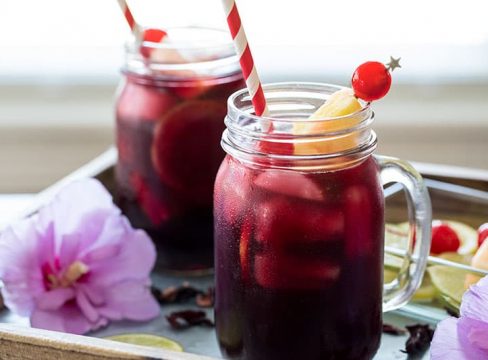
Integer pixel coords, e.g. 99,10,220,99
412,272,436,302
384,268,398,283
428,265,467,304
444,221,478,255
436,294,460,316
438,251,472,265
385,223,409,249
106,334,183,352
413,283,436,302
384,268,436,302
384,223,409,270
384,253,403,270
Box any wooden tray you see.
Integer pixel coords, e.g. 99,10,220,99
3,147,488,359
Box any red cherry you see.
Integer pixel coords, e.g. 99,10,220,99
430,221,461,254
143,28,167,43
478,223,488,247
351,61,392,102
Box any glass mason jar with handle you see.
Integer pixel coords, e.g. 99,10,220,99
214,83,431,360
115,26,245,272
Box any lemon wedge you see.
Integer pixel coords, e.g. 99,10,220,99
293,88,363,155
465,237,488,288
308,88,362,121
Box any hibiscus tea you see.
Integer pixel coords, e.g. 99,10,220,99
214,82,432,360
115,27,244,271
215,155,385,360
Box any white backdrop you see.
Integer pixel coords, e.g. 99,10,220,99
1,0,487,84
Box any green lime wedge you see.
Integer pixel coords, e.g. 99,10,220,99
384,269,398,283
412,272,436,302
106,333,183,352
384,223,410,270
436,294,461,316
428,265,467,304
384,253,404,270
385,223,409,249
384,269,436,302
438,251,472,265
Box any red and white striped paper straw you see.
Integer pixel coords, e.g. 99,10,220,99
116,0,141,37
116,0,167,43
222,0,269,116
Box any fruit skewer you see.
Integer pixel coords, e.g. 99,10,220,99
385,246,488,276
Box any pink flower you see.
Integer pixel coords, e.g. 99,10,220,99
431,275,488,359
0,179,160,334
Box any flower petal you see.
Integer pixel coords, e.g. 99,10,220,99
82,243,122,264
76,290,100,323
87,219,156,286
97,306,122,320
461,275,488,323
36,288,75,311
30,302,93,334
0,219,47,315
458,316,488,352
57,232,82,269
39,179,120,255
101,281,160,321
76,283,105,306
77,214,127,264
431,317,488,359
34,217,57,267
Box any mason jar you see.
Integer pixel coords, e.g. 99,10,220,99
214,82,432,359
115,26,245,272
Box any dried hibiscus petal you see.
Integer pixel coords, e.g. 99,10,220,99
196,287,214,308
402,324,434,355
382,323,406,336
166,310,214,329
152,282,203,304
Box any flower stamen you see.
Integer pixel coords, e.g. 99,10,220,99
44,260,90,289
60,261,89,287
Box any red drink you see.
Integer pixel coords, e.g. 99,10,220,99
214,83,431,359
215,156,384,359
115,27,245,271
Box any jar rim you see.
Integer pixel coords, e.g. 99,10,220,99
123,26,240,80
222,82,377,170
227,82,372,125
129,26,234,53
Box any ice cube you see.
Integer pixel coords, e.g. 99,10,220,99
254,253,340,289
254,170,324,202
254,198,344,250
216,157,254,224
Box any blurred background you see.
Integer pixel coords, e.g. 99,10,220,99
1,0,487,193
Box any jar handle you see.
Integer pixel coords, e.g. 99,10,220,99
376,155,432,312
